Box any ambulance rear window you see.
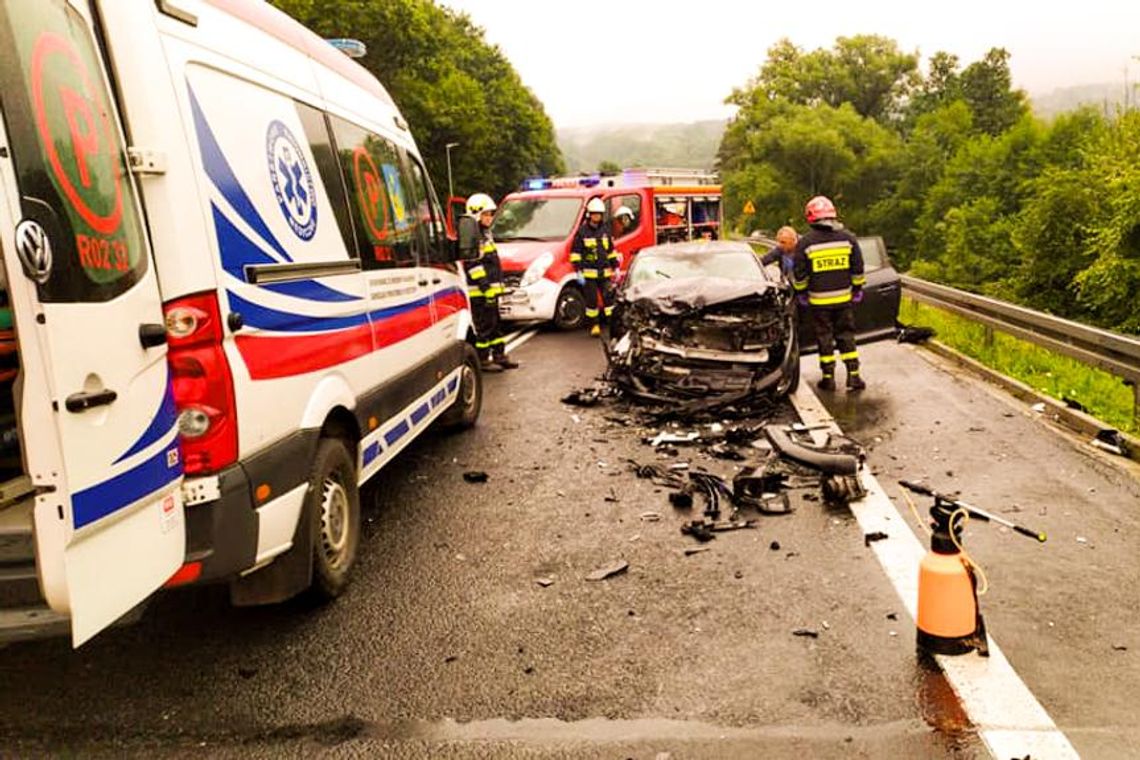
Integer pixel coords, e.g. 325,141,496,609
0,0,148,302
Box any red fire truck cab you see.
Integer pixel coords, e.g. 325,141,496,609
494,169,722,329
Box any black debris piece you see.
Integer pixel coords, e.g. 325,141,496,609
681,520,716,542
561,388,602,407
1062,396,1090,413
669,490,694,510
238,667,258,680
822,474,867,507
684,546,710,556
792,628,820,638
462,471,489,484
706,443,746,461
534,578,554,587
1092,429,1133,458
444,655,459,664
1112,643,1128,652
627,459,686,489
886,612,899,621
765,425,860,475
585,560,630,581
769,540,781,551
896,324,936,344
864,531,889,547
802,492,820,502
733,570,744,579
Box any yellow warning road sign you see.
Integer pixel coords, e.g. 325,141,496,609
742,200,756,215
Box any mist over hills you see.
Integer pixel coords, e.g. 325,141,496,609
1030,82,1131,119
557,120,725,174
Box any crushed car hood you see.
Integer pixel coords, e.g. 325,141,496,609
622,277,782,315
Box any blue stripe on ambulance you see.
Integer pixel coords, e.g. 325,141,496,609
113,378,177,465
189,87,292,262
72,442,182,529
362,441,381,467
383,420,410,447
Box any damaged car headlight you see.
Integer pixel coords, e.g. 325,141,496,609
520,252,554,288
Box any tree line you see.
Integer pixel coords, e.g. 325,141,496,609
718,36,1140,334
270,0,563,201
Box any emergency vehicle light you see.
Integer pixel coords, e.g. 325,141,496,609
326,38,367,59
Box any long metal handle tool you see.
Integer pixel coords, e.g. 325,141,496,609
899,480,1047,542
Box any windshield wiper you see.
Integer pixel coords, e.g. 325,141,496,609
654,269,672,279
497,235,549,242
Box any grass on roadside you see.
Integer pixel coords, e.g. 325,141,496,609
900,298,1137,435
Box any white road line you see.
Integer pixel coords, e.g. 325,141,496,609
504,328,539,355
788,383,1080,760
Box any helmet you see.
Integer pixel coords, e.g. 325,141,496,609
804,196,837,223
586,197,605,215
615,205,634,220
466,193,496,216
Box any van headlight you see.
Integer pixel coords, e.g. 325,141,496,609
519,252,554,288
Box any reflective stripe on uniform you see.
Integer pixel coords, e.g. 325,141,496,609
851,275,866,286
840,350,859,361
584,238,597,247
820,355,837,364
602,268,614,278
603,305,614,317
809,288,852,306
585,307,599,318
468,265,487,280
569,253,582,263
480,242,496,254
583,270,599,279
793,280,808,291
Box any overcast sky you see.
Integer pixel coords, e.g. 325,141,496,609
440,0,1140,127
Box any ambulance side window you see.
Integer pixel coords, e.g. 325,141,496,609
294,102,357,259
401,151,447,263
0,0,149,302
328,116,417,270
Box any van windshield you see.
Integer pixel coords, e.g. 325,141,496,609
493,198,582,242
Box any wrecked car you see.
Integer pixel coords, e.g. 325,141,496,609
606,241,799,403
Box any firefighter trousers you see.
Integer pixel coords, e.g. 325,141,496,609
811,305,859,378
582,277,614,328
472,296,505,359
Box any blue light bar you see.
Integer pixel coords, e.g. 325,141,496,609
326,38,367,59
523,178,550,190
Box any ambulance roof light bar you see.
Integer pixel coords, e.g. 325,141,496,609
326,38,367,59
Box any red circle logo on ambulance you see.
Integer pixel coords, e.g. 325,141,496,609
351,147,391,245
266,120,317,241
29,32,124,238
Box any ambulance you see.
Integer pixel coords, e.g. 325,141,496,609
0,0,479,646
494,169,723,329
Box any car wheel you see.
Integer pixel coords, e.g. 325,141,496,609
307,437,360,601
553,285,586,331
775,337,801,398
440,343,483,430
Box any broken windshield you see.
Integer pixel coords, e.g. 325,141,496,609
629,251,766,286
493,198,582,241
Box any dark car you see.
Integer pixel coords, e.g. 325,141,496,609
749,234,900,353
607,240,800,402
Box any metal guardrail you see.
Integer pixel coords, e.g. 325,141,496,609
899,274,1140,427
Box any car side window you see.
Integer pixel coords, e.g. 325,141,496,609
858,237,885,272
328,116,418,269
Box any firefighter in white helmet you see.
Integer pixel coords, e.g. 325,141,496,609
570,197,618,336
459,193,517,370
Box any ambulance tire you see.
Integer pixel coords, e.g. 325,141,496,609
307,437,360,601
553,285,586,331
440,343,482,430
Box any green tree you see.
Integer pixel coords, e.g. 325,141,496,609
597,160,622,175
270,0,563,200
958,48,1029,136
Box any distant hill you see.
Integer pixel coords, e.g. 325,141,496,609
558,120,726,174
1031,82,1132,120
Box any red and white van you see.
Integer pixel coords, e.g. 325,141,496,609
494,169,723,329
0,0,477,646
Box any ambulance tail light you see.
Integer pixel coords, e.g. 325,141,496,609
164,293,237,476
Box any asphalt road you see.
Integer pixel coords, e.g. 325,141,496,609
1,332,1132,758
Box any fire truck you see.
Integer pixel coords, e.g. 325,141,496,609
492,169,722,329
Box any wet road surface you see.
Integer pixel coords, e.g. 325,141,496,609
3,332,1130,757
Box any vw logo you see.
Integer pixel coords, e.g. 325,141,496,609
266,120,317,241
14,219,53,284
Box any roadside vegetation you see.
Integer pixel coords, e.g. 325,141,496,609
719,35,1140,337
271,0,564,200
901,298,1137,434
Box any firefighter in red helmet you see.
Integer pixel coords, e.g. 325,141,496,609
792,195,866,391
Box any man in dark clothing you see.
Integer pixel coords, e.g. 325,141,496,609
760,225,798,281
459,192,518,370
792,196,866,391
570,197,618,336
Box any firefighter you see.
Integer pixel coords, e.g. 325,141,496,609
612,205,635,238
459,193,518,370
570,197,618,336
792,196,866,391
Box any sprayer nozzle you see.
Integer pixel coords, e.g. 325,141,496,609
1037,532,1047,543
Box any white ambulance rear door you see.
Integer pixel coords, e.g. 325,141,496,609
0,0,185,646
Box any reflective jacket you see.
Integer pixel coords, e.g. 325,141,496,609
792,224,866,308
459,215,504,301
570,220,618,279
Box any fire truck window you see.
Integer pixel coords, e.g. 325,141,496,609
328,115,417,269
609,194,641,239
655,199,688,244
0,0,149,303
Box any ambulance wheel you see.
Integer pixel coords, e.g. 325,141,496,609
307,437,360,601
553,285,586,331
440,343,482,430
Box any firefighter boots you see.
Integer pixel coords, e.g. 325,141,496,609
816,375,836,391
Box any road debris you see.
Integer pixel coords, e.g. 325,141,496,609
639,511,662,522
561,387,603,407
534,578,554,587
585,560,629,581
769,540,781,551
462,471,489,484
1091,429,1132,458
895,323,936,344
765,425,861,476
863,531,889,546
792,628,820,638
683,546,710,556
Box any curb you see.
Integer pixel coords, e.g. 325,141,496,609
918,339,1140,464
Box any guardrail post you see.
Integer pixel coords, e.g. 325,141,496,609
1131,381,1139,432
983,325,995,348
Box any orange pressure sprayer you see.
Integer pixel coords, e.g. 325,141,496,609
899,480,1047,656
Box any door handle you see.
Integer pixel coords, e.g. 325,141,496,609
417,279,429,287
431,277,442,285
139,322,167,348
65,389,118,413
